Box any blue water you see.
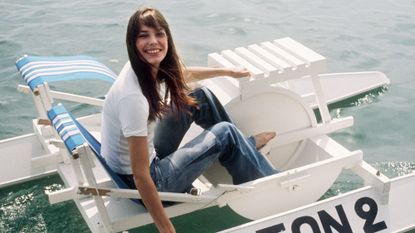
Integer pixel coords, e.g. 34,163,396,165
1,0,415,232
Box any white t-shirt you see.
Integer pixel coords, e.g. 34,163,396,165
101,61,156,175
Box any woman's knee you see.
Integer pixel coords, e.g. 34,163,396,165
209,122,239,142
211,121,235,132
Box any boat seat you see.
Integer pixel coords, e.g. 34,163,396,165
14,55,116,173
45,103,219,232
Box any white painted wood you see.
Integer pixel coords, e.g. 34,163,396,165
17,84,105,106
31,151,62,168
271,117,353,147
47,186,76,204
261,41,305,68
248,44,291,70
274,37,326,65
234,47,278,75
74,185,219,203
311,74,332,122
221,50,264,77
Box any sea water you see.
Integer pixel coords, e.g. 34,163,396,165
1,0,414,232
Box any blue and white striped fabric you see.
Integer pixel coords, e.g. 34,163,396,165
47,104,85,153
47,103,131,191
72,114,131,190
16,55,116,90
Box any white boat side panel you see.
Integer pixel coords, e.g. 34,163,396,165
221,173,415,233
0,133,55,186
219,186,389,233
389,173,415,231
221,150,362,220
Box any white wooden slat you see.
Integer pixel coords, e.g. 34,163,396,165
234,47,278,75
311,75,331,123
206,52,241,96
207,53,236,68
47,186,76,204
274,37,326,64
271,116,353,147
31,151,62,168
261,41,305,68
221,50,264,77
248,44,292,70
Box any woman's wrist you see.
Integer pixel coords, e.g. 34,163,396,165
224,67,250,78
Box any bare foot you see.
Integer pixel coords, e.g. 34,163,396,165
254,132,277,149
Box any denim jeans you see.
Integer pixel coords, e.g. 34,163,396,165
153,86,232,158
150,87,277,193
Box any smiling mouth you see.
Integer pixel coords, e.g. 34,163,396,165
145,49,162,54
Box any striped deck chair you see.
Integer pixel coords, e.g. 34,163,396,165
47,103,130,189
15,55,116,121
46,103,218,232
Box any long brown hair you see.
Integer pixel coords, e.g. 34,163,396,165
126,7,196,121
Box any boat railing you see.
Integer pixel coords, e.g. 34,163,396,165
17,84,105,107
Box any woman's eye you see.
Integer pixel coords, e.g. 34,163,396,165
157,31,166,37
138,34,148,38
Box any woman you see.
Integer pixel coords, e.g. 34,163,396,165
101,7,277,233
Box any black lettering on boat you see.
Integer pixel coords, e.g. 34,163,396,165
256,197,388,233
318,205,352,233
291,216,321,233
355,197,387,233
256,223,286,233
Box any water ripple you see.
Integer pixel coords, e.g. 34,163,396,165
374,161,415,177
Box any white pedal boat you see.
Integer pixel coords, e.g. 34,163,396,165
1,37,413,233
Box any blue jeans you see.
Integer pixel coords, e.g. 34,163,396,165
153,87,232,158
152,122,277,193
118,88,277,192
150,87,277,193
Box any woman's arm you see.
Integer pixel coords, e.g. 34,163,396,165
184,66,250,83
128,136,175,233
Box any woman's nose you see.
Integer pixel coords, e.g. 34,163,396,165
149,34,158,45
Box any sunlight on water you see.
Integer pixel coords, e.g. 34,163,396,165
0,176,89,233
351,86,389,107
375,161,415,178
1,192,34,223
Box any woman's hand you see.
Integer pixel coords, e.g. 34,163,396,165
226,67,251,79
128,136,176,233
185,66,251,82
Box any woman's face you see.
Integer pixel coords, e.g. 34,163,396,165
136,24,168,69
